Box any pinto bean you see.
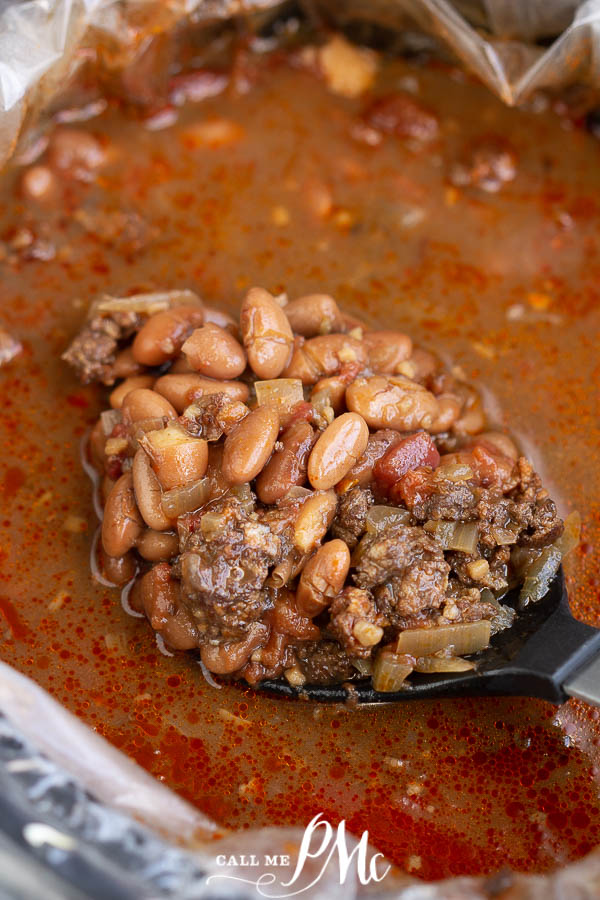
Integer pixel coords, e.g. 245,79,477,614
308,412,369,490
139,425,208,490
169,355,195,374
473,431,519,461
222,406,279,485
293,490,338,553
453,384,485,435
346,375,439,431
284,294,342,336
428,392,462,433
140,563,198,650
121,388,177,424
240,287,294,379
102,472,144,557
102,550,137,586
270,593,320,639
200,623,269,674
109,375,155,409
132,448,172,531
311,376,347,416
297,540,351,617
154,373,249,413
363,331,412,373
111,347,145,379
256,420,315,504
182,323,247,379
283,334,367,384
136,529,179,562
132,305,205,366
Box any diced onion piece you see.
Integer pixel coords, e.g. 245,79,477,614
161,476,212,517
423,520,478,553
519,545,562,608
352,658,373,677
372,649,413,692
130,417,170,451
555,510,581,558
481,589,516,635
365,505,412,534
100,408,122,436
490,526,520,546
395,621,491,657
94,289,201,316
229,483,255,514
255,378,304,418
283,486,312,501
414,655,475,673
434,462,473,482
200,509,229,538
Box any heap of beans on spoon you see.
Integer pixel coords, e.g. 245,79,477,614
65,287,572,691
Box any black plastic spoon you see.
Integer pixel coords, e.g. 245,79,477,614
261,569,600,706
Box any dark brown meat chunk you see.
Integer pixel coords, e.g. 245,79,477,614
296,640,357,684
62,310,141,384
410,476,478,523
354,523,449,623
448,135,517,193
177,496,281,643
354,524,450,627
328,587,385,658
331,486,373,549
180,392,247,440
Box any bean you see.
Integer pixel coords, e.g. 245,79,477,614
109,375,155,409
111,347,145,379
472,431,519,461
346,375,439,431
140,425,208,490
132,448,172,531
428,392,462,433
102,550,137,586
271,593,320,639
336,429,402,492
283,334,367,384
154,373,249,413
308,412,369,490
297,539,351,617
169,355,195,374
311,376,347,415
132,305,205,366
136,529,179,562
453,384,485,435
102,472,144,557
222,406,279,485
121,388,177,424
363,331,412,373
240,287,294,379
256,420,315,504
140,564,198,650
203,305,239,336
284,294,342,337
293,490,338,553
406,348,437,382
182,322,247,379
200,623,269,674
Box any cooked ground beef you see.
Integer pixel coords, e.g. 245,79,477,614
354,523,450,623
296,640,358,684
61,310,140,384
331,486,373,549
177,496,281,642
328,587,386,658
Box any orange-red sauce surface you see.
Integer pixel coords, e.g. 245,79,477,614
1,50,600,880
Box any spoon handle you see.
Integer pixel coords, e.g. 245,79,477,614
563,653,600,706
